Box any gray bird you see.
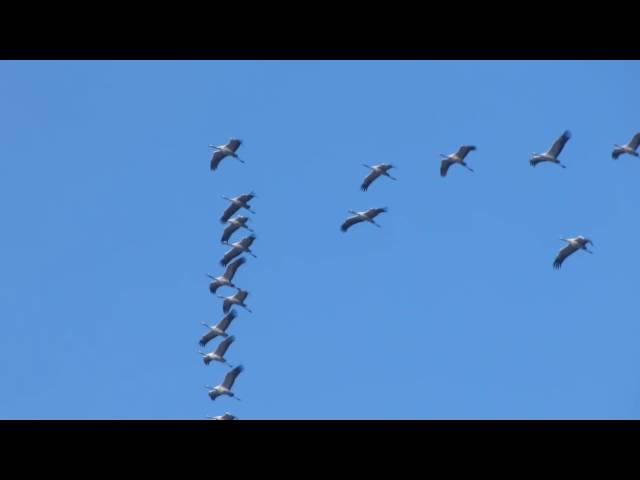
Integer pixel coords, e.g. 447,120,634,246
220,193,256,224
200,335,236,367
199,311,237,347
553,236,594,269
530,131,571,168
209,139,243,171
440,145,477,177
221,216,254,244
207,257,247,294
360,164,397,191
220,235,256,267
341,208,387,232
612,132,640,160
206,365,244,401
217,289,252,314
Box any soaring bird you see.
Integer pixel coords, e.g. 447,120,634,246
200,335,236,367
440,145,477,177
217,289,252,314
209,139,243,171
341,208,387,232
221,216,254,244
530,131,571,168
207,365,244,401
207,413,238,420
220,235,256,267
220,193,256,224
207,257,247,294
199,311,237,347
553,236,594,269
612,132,640,160
360,164,397,191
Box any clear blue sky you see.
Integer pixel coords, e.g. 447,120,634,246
1,60,639,419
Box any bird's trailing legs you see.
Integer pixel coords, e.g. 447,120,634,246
462,163,474,173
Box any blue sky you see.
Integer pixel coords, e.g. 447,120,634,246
1,60,639,419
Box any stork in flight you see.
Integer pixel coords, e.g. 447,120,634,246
217,289,252,314
220,235,256,267
530,130,571,168
612,132,640,160
340,208,387,232
360,164,397,191
220,193,256,224
200,335,236,367
553,236,594,269
199,311,237,347
207,413,238,420
206,365,244,401
440,145,477,177
209,139,243,171
207,257,247,294
221,216,254,244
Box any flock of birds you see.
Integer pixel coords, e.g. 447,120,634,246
198,131,640,420
201,139,254,421
341,131,639,268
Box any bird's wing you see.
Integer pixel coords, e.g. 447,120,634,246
440,159,454,177
217,310,237,331
628,132,640,151
220,203,241,224
227,139,242,153
210,150,228,171
224,257,246,281
529,157,546,167
360,170,381,192
612,148,625,160
199,329,217,347
223,299,232,314
341,215,363,232
553,243,577,269
455,145,476,160
221,247,240,267
221,223,239,243
239,235,255,248
223,365,244,389
235,290,248,302
236,193,254,203
209,280,221,294
215,335,235,357
548,130,571,158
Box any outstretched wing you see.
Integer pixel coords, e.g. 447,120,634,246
222,298,232,314
628,132,640,151
236,193,255,204
220,203,241,224
234,290,249,303
216,310,237,332
211,150,228,171
548,130,571,158
455,145,476,160
221,247,240,267
221,222,240,243
366,207,387,219
341,215,363,232
223,365,244,389
224,257,246,281
209,279,222,295
215,335,236,357
529,157,547,167
360,170,381,192
440,159,454,177
612,147,625,160
553,243,577,269
226,139,242,153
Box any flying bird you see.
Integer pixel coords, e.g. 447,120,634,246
220,193,256,224
200,335,236,367
207,413,238,420
220,235,256,267
221,216,254,244
207,257,247,294
553,236,594,269
530,131,571,168
360,164,397,191
440,145,477,177
612,132,640,160
199,311,237,347
341,208,387,232
209,139,243,171
217,289,251,314
206,365,244,401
